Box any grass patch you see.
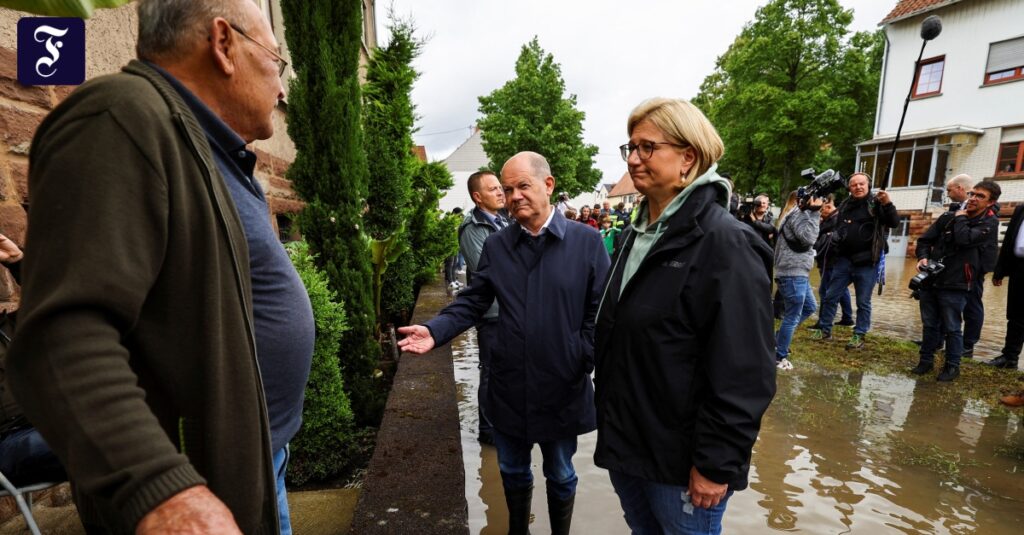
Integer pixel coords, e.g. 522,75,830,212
786,324,1024,411
891,437,987,482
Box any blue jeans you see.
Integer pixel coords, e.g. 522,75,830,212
0,427,66,486
962,277,984,350
818,266,852,324
919,288,967,367
492,429,578,500
609,470,732,535
818,256,877,336
776,276,817,359
274,445,292,535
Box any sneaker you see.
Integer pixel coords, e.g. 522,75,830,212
448,281,459,290
846,334,865,350
936,365,960,382
962,347,974,360
807,324,822,331
835,318,855,327
811,330,832,341
776,358,794,371
1000,392,1024,407
910,361,934,375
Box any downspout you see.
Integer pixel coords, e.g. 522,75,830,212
874,27,891,137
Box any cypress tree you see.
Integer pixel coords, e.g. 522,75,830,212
280,0,384,425
363,18,420,323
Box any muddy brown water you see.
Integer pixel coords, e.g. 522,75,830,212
451,258,1023,534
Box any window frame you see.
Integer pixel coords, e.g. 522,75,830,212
984,66,1024,85
995,141,1024,177
912,55,945,98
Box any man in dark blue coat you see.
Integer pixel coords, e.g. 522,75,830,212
399,151,610,535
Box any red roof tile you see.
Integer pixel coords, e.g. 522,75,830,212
881,0,961,24
607,172,637,197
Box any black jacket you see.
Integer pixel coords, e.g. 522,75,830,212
814,212,841,270
915,209,999,291
593,185,776,489
834,195,899,266
426,211,610,442
994,205,1024,281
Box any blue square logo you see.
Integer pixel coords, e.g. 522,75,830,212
17,17,85,86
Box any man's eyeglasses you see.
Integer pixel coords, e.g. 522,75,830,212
619,141,687,162
229,23,288,77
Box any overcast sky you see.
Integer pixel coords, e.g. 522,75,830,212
376,0,894,187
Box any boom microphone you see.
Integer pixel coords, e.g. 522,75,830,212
920,15,942,41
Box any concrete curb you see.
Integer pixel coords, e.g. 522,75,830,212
350,278,468,534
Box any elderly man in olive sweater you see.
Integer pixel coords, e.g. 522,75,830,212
7,1,312,533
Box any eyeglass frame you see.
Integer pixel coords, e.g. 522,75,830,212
229,23,288,77
619,141,688,162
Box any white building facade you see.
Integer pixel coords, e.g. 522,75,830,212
858,0,1024,217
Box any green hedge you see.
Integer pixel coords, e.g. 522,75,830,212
286,241,356,486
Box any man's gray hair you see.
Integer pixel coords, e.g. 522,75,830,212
137,0,249,60
521,152,552,181
948,174,975,190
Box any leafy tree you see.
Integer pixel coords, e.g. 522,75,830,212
280,0,384,425
363,17,420,323
285,242,354,486
694,0,884,198
478,38,601,197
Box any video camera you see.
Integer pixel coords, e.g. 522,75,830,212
797,168,845,207
909,261,944,300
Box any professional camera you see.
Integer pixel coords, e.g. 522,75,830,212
909,261,945,300
797,168,845,207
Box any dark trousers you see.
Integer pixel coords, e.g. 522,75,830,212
0,427,66,486
443,255,457,284
919,288,967,367
962,276,985,350
1001,267,1024,360
818,265,852,325
477,319,498,434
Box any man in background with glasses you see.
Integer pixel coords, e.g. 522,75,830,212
8,1,305,533
911,182,1001,382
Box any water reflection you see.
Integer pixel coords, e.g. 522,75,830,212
452,259,1023,534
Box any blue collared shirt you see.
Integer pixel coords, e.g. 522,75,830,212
151,63,314,453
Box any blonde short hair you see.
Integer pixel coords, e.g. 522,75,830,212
627,98,724,188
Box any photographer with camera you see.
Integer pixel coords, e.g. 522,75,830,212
773,191,824,370
812,195,854,329
812,173,899,349
910,182,1001,382
740,194,775,245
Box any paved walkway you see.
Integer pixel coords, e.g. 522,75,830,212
0,486,360,534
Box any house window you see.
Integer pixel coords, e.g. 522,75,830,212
984,37,1024,85
996,142,1024,175
912,56,944,97
857,136,948,189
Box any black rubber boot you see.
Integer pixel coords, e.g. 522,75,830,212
546,483,575,535
910,359,933,375
505,485,532,535
937,364,960,382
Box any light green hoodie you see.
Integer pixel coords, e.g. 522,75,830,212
618,164,731,296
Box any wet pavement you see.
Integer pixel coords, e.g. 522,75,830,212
453,257,1023,534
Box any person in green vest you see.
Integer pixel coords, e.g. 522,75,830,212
599,215,620,256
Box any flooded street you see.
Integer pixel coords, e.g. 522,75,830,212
451,257,1023,534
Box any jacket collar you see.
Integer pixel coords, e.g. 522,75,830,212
470,206,501,231
504,207,567,247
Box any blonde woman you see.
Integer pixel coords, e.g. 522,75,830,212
594,98,776,534
773,191,824,370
